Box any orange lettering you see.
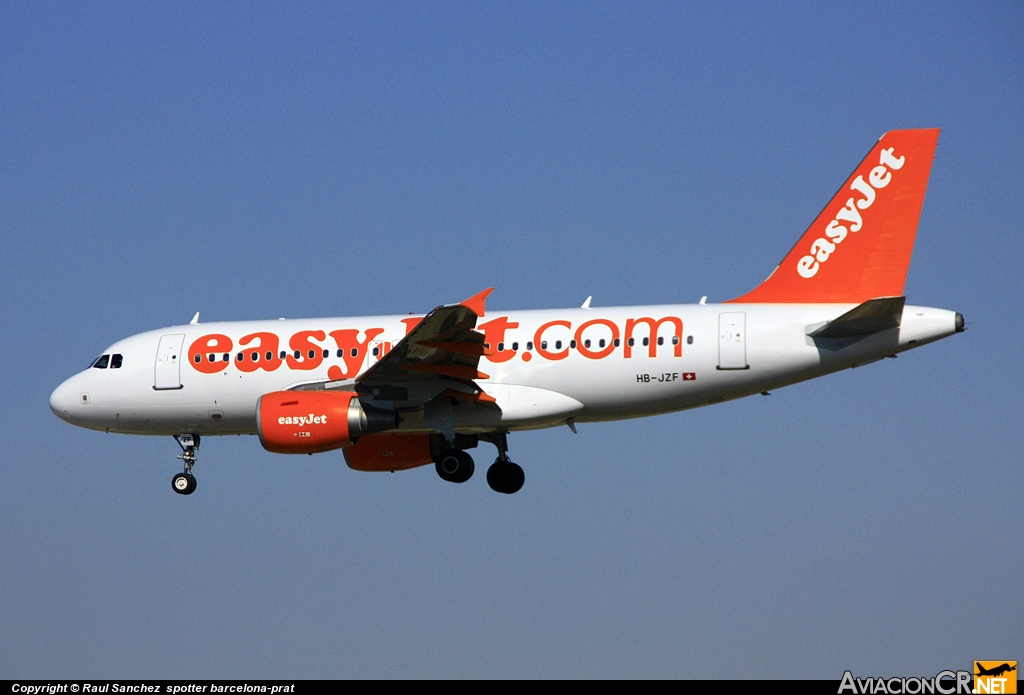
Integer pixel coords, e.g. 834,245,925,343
235,332,282,372
624,317,683,358
188,334,233,374
535,320,571,361
401,317,423,335
574,318,619,359
286,330,326,371
479,316,519,363
328,328,385,379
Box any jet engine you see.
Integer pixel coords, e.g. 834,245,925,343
257,390,396,454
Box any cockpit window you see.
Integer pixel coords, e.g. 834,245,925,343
92,354,110,369
110,354,123,369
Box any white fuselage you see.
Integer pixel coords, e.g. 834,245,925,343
50,302,960,439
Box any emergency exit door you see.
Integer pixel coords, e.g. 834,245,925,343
718,312,748,370
154,334,185,389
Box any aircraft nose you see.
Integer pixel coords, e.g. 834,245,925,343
50,377,80,422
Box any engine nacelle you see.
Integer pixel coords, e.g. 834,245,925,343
257,390,396,454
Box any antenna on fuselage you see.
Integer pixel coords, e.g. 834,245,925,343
581,296,592,309
190,312,200,325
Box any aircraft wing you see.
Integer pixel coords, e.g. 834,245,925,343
355,288,497,407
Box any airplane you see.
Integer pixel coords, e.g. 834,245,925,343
50,128,964,495
975,663,1016,678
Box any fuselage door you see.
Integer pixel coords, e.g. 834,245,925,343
718,312,748,370
154,334,185,390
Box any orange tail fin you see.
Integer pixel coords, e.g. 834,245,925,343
728,128,939,303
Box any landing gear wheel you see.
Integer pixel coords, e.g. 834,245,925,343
434,449,475,483
172,434,199,496
487,460,524,494
172,472,196,495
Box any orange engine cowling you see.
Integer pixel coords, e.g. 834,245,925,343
344,433,435,472
257,390,396,455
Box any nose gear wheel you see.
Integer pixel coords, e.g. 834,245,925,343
172,472,196,495
172,434,200,495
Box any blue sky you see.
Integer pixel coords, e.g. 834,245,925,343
1,1,1021,678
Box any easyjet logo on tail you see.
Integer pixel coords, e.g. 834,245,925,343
727,128,939,304
797,146,905,279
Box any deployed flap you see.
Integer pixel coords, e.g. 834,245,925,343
809,296,905,338
357,289,494,400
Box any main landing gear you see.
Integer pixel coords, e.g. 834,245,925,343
433,432,524,494
435,448,475,483
171,434,199,495
486,432,524,495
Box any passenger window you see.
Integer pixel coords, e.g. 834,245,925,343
512,342,518,351
236,352,245,362
687,336,694,345
92,354,110,369
252,352,260,362
372,347,380,356
541,341,547,350
642,338,649,346
322,349,329,359
223,353,230,362
526,342,533,351
614,338,620,347
294,350,301,359
350,348,358,357
555,341,562,349
569,340,576,349
672,336,679,345
110,354,123,369
658,337,664,346
207,353,216,362
308,349,316,359
280,351,287,359
627,338,634,347
498,343,504,352
599,339,606,348
266,351,273,361
194,354,202,364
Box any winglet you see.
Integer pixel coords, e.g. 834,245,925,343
190,312,200,325
460,287,494,317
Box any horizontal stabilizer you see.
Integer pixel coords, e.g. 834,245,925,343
809,296,905,338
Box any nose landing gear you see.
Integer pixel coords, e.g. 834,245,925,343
172,434,199,495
